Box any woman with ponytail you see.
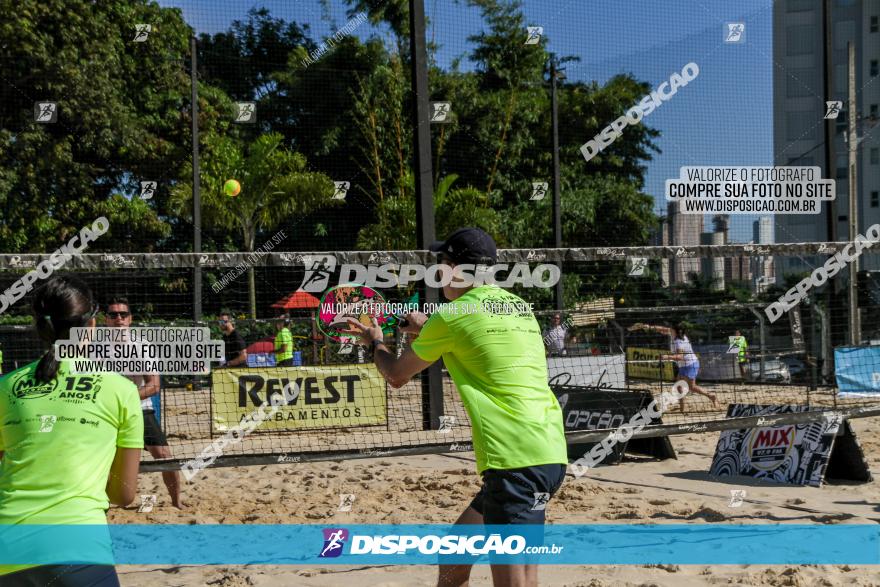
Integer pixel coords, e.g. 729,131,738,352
0,276,143,586
628,321,717,412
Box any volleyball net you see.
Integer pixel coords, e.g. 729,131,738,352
1,242,880,471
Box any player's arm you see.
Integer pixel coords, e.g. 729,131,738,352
110,383,144,506
630,323,673,336
138,373,161,400
344,317,433,388
374,347,432,389
106,447,141,506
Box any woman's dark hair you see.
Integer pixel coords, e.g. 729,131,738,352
32,275,96,383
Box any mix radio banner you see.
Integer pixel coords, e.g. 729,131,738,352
709,404,839,487
211,366,387,433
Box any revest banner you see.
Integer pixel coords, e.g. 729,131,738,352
212,366,387,433
626,347,674,380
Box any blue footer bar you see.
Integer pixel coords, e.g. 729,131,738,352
0,524,878,565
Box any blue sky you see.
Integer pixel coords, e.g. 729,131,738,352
160,0,776,243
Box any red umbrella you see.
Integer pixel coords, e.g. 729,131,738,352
271,290,320,310
245,336,275,355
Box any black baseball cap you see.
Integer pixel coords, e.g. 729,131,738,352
429,227,497,264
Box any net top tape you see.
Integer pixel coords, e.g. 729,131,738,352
0,242,854,270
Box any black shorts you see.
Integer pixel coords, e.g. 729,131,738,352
143,410,168,447
3,564,119,587
469,463,566,525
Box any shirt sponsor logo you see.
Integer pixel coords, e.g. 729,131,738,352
12,375,59,400
39,415,57,432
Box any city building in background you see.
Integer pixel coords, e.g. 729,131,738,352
701,216,726,291
666,201,704,285
773,0,880,276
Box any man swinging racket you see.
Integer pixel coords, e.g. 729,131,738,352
345,227,568,587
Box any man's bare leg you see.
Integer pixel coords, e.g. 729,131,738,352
147,445,184,509
490,562,537,587
690,381,716,404
437,506,482,587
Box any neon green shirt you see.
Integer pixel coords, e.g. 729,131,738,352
733,336,748,363
274,328,293,362
411,285,568,474
0,360,143,574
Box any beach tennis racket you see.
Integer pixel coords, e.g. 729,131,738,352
316,284,410,342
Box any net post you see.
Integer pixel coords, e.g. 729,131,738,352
748,306,766,382
190,34,203,322
550,55,563,311
409,0,444,430
815,304,831,384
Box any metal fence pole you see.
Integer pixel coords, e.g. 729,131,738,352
190,35,202,322
815,304,831,385
409,0,444,431
748,307,765,382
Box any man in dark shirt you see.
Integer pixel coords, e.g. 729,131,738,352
218,311,247,367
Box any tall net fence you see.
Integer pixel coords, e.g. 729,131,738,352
4,0,880,472
2,243,880,470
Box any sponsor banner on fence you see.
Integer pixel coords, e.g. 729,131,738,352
212,366,386,433
834,347,880,395
547,354,625,388
709,404,840,487
626,347,674,380
552,385,644,465
1,524,878,565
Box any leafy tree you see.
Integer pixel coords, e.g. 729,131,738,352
0,0,193,252
349,57,411,207
170,132,341,317
356,173,503,249
337,0,412,58
197,8,314,102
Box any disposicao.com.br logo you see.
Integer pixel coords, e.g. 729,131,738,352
298,254,560,292
318,528,563,557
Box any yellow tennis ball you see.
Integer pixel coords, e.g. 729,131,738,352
223,179,241,197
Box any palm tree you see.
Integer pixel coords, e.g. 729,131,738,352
172,132,341,317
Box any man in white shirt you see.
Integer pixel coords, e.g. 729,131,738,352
105,297,183,509
542,313,568,356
